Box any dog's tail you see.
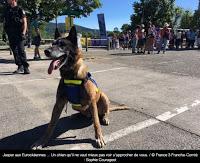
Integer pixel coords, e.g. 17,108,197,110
109,104,130,112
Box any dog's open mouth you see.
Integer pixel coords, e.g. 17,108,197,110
48,55,66,74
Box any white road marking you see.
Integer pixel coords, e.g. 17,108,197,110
92,67,127,74
191,100,200,107
156,106,189,121
171,72,189,76
0,67,127,85
69,100,200,150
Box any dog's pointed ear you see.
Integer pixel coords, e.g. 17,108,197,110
68,26,77,47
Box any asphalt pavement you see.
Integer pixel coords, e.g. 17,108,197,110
1,48,200,150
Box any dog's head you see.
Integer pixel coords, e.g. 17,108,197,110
45,26,80,74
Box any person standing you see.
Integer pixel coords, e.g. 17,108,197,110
189,29,196,49
2,0,30,74
137,24,146,54
132,25,139,54
155,27,161,53
175,30,182,50
157,23,170,54
197,30,200,49
33,27,42,60
145,23,156,54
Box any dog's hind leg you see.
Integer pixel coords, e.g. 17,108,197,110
31,96,67,150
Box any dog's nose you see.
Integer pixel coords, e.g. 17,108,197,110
44,49,51,57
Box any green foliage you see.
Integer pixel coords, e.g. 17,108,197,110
107,31,120,37
0,0,101,39
1,0,101,23
121,24,131,33
60,0,102,17
17,0,101,21
192,10,200,29
81,31,93,38
131,0,175,28
172,7,184,28
180,10,194,29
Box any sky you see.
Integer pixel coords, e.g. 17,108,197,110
55,0,199,31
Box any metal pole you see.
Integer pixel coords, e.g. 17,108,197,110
107,38,110,51
86,36,88,52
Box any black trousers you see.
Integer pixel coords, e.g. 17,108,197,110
8,35,29,68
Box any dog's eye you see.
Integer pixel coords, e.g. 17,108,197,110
59,41,66,47
52,40,65,47
56,40,65,47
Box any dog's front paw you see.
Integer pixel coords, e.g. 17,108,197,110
96,135,106,148
102,117,110,126
31,140,46,150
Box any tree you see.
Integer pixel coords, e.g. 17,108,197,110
180,10,193,29
1,0,101,26
172,7,184,29
131,0,175,28
121,24,131,33
192,9,200,29
60,0,101,17
0,0,101,42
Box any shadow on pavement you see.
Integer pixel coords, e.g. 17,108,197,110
0,113,94,150
0,72,15,76
0,58,14,64
27,58,51,62
110,53,134,56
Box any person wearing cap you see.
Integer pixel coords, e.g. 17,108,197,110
157,23,170,54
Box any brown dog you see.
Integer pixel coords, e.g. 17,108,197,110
31,26,128,149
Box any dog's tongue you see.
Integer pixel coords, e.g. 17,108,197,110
48,60,60,74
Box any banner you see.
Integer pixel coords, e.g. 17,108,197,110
97,14,107,39
65,16,74,32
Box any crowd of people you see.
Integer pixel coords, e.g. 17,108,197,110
111,22,200,54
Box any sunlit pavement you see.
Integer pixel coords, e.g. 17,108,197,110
1,48,200,150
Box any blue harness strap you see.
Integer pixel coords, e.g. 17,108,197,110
64,72,99,107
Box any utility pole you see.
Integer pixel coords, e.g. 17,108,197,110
199,0,200,11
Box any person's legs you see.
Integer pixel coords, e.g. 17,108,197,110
17,40,30,74
157,38,163,54
163,38,169,53
188,39,191,49
191,40,195,49
132,38,137,53
9,39,24,73
175,39,178,49
9,39,22,66
34,46,41,59
37,46,41,58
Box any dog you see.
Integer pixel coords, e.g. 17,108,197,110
31,26,128,149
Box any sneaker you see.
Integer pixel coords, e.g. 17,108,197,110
24,67,30,74
13,65,24,74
